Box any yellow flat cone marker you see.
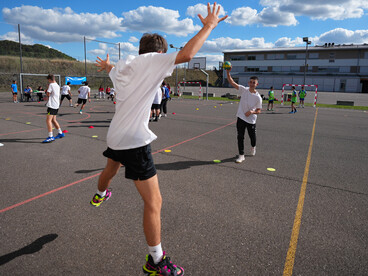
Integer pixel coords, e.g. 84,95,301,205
196,108,199,110
92,135,98,138
164,149,171,153
220,104,222,106
267,168,276,172
214,106,217,108
213,160,221,163
5,118,11,120
26,122,31,124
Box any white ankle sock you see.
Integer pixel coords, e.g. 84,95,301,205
148,243,163,264
48,132,53,137
97,190,106,197
58,128,62,134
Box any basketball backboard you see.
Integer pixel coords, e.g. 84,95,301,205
188,57,206,70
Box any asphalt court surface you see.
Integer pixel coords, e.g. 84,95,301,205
0,94,367,275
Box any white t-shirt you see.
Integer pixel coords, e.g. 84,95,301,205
61,85,70,95
110,88,115,95
46,82,60,109
236,85,262,124
107,51,178,150
78,85,90,99
153,87,162,104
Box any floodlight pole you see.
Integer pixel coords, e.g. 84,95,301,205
118,43,121,60
84,36,87,77
170,44,182,95
303,37,311,86
200,69,209,100
18,24,24,101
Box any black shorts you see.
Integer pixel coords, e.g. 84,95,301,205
61,94,72,101
12,92,17,95
268,100,274,103
77,98,87,105
151,103,160,110
103,145,156,181
47,107,59,115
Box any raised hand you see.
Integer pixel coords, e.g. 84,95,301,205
197,2,228,30
95,54,112,73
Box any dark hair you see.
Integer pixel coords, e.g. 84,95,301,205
270,86,273,90
83,81,88,85
250,76,258,81
47,74,55,81
292,86,295,89
139,33,168,55
13,80,16,83
67,82,71,85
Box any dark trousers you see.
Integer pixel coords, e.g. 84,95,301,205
161,98,169,114
236,117,256,155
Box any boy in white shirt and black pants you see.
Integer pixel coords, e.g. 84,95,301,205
74,81,91,114
226,67,262,163
91,3,227,275
42,74,65,143
60,81,73,107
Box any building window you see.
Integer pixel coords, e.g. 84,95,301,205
287,54,297,60
230,55,245,61
246,67,259,72
231,66,244,72
275,54,284,59
247,55,256,60
360,66,368,73
364,52,368,59
267,54,275,60
339,67,350,73
309,53,319,59
329,52,335,63
318,67,339,72
272,66,282,72
259,66,268,72
290,66,300,72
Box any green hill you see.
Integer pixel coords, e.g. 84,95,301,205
0,40,76,60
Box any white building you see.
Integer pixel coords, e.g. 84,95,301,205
223,44,368,93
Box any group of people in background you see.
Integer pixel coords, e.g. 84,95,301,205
150,81,171,122
98,85,115,101
266,85,307,113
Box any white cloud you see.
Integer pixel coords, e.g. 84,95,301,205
227,6,297,27
186,3,226,18
314,28,368,44
274,37,303,47
2,6,123,43
121,6,201,37
129,36,139,43
200,37,274,53
0,31,34,44
88,49,106,56
260,0,368,20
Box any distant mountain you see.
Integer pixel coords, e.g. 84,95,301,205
0,40,76,60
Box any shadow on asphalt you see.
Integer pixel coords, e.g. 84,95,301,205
155,157,235,171
0,234,58,266
0,138,44,144
75,168,104,174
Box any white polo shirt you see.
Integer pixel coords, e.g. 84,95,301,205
46,82,60,109
61,85,70,95
78,85,90,99
107,51,178,150
236,85,262,124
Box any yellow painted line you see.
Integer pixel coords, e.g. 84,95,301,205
283,108,318,276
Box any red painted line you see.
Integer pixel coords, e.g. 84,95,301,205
0,120,235,213
0,173,101,213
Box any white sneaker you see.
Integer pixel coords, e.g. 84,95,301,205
235,155,245,163
250,147,256,156
164,114,167,117
79,110,82,114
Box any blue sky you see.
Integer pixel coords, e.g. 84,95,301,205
1,0,367,68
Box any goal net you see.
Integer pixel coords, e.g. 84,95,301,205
19,73,61,102
281,84,318,107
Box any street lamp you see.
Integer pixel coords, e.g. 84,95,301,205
303,37,311,86
170,44,183,95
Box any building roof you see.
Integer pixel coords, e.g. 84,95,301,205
223,44,368,54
